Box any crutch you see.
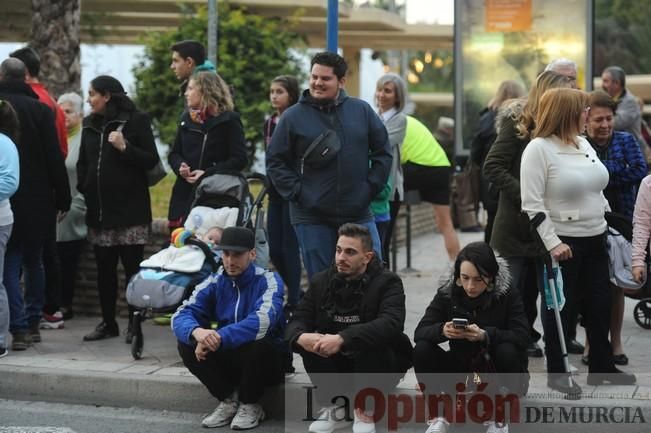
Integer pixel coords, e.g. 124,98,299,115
530,212,580,399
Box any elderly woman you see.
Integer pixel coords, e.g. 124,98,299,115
483,71,572,360
77,75,159,341
413,242,529,433
56,93,87,321
521,88,636,394
581,90,647,366
168,72,248,228
374,73,407,265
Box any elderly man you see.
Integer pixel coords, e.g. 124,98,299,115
545,58,578,88
266,52,392,280
172,227,285,430
601,66,643,146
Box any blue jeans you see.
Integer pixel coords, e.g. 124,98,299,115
4,239,45,332
0,224,12,347
294,220,382,281
267,200,302,306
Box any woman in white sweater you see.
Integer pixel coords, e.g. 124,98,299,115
520,88,635,394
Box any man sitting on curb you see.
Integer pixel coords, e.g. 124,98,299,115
286,223,412,433
172,226,285,430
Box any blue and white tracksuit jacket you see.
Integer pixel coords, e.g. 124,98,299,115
171,263,285,350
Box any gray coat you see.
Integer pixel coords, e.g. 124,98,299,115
614,88,643,145
384,111,407,201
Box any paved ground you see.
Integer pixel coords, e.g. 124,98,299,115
1,229,650,431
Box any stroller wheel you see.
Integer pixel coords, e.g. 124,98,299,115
634,299,651,329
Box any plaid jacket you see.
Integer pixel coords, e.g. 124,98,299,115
588,131,648,221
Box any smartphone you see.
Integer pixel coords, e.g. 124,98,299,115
452,318,469,329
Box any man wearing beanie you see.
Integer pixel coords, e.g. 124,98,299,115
172,227,285,430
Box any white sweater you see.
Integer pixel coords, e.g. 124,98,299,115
520,135,610,251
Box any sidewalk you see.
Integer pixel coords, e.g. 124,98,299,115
1,230,650,416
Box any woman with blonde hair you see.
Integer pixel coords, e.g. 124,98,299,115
521,87,636,394
484,71,572,364
168,72,247,228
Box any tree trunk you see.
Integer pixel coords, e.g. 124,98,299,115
30,0,81,98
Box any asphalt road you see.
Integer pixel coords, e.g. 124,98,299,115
0,400,285,433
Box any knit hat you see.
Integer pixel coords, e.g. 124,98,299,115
217,227,255,252
90,75,127,95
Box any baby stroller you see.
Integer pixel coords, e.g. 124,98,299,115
126,170,269,359
605,212,651,330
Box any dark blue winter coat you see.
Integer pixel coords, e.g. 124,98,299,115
266,89,391,226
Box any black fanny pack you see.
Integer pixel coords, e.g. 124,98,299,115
300,129,341,173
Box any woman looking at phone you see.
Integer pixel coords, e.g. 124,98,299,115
412,242,529,433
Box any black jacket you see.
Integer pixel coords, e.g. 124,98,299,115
285,257,412,367
167,110,248,221
78,110,158,230
414,261,529,372
471,107,499,214
0,80,70,244
266,90,391,226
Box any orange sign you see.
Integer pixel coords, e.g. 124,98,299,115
485,0,532,32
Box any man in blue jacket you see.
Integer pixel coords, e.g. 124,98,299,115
172,227,285,430
266,51,392,280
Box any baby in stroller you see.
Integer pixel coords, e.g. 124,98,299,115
126,171,269,359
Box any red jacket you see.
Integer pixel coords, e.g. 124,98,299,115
29,82,68,158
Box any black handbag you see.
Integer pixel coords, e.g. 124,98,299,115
300,129,341,173
115,123,167,186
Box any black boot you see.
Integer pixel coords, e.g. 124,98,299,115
587,368,636,386
83,321,119,341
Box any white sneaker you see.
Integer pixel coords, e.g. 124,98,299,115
485,421,509,433
426,417,449,433
353,408,375,433
309,405,352,433
230,402,265,430
201,398,239,428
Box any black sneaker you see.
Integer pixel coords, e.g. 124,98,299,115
83,321,119,341
0,346,8,358
527,342,543,358
29,322,42,343
566,339,584,354
11,332,32,351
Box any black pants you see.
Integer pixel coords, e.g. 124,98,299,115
94,244,143,325
42,237,61,315
300,347,407,408
540,234,614,373
383,200,401,268
58,240,85,308
506,257,542,343
413,340,523,393
413,341,523,423
178,339,284,403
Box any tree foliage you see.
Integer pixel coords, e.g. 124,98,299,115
133,4,305,158
594,0,651,74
